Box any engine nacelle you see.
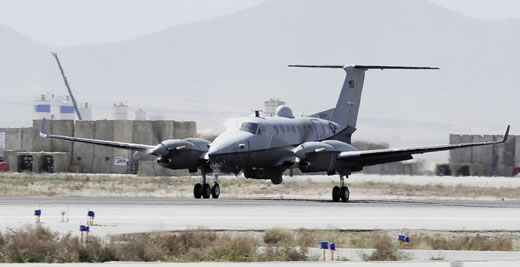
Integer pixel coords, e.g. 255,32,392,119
293,140,358,174
155,138,210,170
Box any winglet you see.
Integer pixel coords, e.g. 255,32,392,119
40,118,48,138
501,125,510,143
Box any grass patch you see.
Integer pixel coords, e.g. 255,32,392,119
0,226,310,263
0,226,517,263
361,233,408,261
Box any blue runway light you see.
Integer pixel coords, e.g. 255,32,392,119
34,210,41,216
405,236,410,243
88,211,95,217
330,243,336,251
398,235,404,241
320,241,329,249
85,226,90,232
80,225,87,232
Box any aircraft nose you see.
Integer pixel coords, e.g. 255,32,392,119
207,142,233,163
207,133,249,163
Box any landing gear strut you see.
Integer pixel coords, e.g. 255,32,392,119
193,166,220,199
211,165,220,199
332,174,349,202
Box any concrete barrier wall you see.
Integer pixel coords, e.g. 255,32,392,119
515,136,520,170
363,162,423,175
32,120,51,152
4,128,33,152
92,120,115,173
5,128,23,151
112,120,134,173
21,128,33,151
4,150,18,171
72,121,96,173
32,120,74,153
471,135,494,176
152,120,174,143
449,135,473,164
494,135,515,177
174,121,197,139
138,160,189,177
50,120,74,153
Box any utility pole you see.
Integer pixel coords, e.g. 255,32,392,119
51,52,83,120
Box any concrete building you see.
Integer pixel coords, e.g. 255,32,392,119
135,109,146,120
34,94,80,120
112,103,128,120
55,95,75,120
264,98,285,117
78,102,92,120
34,94,52,120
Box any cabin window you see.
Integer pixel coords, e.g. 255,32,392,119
240,122,259,134
290,125,297,135
257,126,264,135
284,125,291,135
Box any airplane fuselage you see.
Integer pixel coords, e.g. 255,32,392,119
207,115,344,174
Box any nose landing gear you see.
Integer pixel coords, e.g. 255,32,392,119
332,174,350,202
193,166,221,199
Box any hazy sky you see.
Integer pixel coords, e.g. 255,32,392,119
0,0,518,47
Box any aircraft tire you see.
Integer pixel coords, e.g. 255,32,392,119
202,184,211,199
332,186,340,202
211,183,220,199
194,183,202,199
340,186,350,202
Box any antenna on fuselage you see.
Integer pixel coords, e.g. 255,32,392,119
252,110,262,118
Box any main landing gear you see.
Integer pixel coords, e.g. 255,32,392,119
194,167,220,199
332,174,349,202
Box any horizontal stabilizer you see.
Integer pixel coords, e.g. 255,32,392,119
289,64,439,70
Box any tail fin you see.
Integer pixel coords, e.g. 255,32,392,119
289,64,438,129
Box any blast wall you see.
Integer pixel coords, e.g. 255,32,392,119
3,119,197,175
92,120,115,173
112,120,134,174
72,121,96,173
449,134,516,177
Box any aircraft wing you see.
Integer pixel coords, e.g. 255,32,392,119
39,118,155,152
337,126,510,166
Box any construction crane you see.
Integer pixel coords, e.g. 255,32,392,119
51,52,83,120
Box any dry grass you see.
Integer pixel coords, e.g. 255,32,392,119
1,172,520,199
408,232,513,251
0,226,309,263
0,226,517,263
258,228,519,251
361,233,407,261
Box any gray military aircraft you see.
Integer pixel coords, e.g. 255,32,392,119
40,64,510,202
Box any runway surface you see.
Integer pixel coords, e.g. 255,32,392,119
0,197,519,235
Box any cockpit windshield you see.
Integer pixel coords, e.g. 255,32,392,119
240,122,258,134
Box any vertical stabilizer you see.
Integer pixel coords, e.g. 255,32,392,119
290,64,438,137
332,66,366,128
